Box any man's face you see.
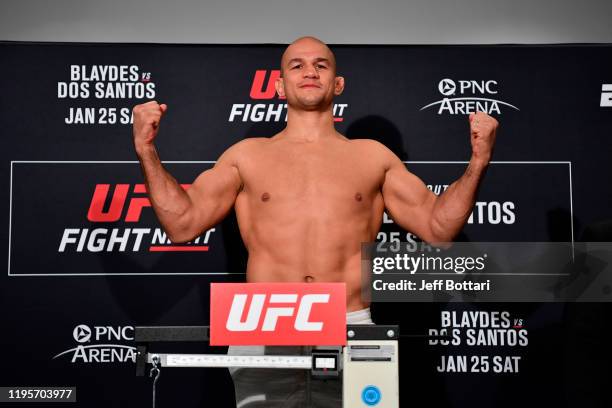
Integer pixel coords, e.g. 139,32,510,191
276,39,344,111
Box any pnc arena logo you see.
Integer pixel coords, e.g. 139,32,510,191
53,324,135,364
210,282,347,345
228,70,348,123
420,78,520,115
58,183,215,253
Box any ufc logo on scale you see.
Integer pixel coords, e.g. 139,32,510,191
210,283,346,345
226,293,330,331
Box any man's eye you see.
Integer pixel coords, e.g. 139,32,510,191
317,65,327,69
291,65,301,69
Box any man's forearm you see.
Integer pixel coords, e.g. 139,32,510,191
429,158,488,242
135,144,193,241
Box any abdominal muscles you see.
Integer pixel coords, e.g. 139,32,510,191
235,188,383,288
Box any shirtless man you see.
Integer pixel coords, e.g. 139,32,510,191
132,36,497,407
132,36,498,311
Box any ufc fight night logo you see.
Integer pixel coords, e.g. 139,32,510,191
210,283,346,345
228,70,347,123
58,183,215,253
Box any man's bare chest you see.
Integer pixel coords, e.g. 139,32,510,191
238,148,383,199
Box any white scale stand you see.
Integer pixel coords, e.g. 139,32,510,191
135,325,399,408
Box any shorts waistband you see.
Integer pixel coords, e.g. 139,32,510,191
346,307,373,324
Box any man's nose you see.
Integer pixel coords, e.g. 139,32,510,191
303,65,319,78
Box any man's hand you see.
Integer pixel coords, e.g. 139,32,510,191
132,101,168,151
469,111,498,167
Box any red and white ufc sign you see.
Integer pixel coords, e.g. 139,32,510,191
210,283,346,346
87,183,191,223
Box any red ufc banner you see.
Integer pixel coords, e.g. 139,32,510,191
210,282,346,346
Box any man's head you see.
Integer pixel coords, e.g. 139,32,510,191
275,36,345,111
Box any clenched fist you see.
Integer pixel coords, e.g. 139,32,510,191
469,111,498,167
132,101,167,150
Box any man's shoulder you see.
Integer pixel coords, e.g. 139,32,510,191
218,137,269,164
347,138,394,157
225,137,270,154
230,137,270,149
345,138,402,171
348,138,386,148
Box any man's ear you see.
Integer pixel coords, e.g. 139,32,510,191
334,76,345,96
275,77,285,98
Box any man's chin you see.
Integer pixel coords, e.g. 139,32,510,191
295,97,330,111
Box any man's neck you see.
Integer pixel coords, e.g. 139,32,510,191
282,105,336,142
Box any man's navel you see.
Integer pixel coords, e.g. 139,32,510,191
261,192,270,202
